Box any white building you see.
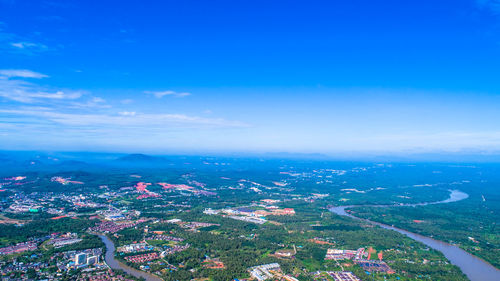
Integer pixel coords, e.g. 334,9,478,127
53,238,82,248
249,263,281,281
87,255,99,265
203,208,219,215
75,253,87,265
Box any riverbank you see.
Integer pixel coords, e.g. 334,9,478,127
329,190,500,281
98,234,163,281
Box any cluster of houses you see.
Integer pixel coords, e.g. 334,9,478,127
124,252,159,263
89,221,136,233
248,263,298,281
325,248,366,260
311,271,361,281
164,218,219,231
146,234,184,242
78,269,136,281
203,205,295,225
47,232,82,248
324,247,394,274
117,243,154,253
0,241,37,255
160,244,190,256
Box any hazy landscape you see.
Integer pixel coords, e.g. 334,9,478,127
0,151,498,280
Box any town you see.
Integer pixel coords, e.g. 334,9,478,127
0,161,481,281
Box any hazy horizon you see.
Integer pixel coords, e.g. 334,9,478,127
3,149,500,164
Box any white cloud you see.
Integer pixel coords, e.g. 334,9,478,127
29,90,83,100
0,69,86,103
11,42,33,49
0,108,248,129
144,90,191,98
9,41,48,53
0,78,83,103
0,25,49,55
118,111,136,116
68,97,110,109
0,69,48,78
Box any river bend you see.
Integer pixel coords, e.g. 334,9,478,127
98,234,163,281
329,190,500,281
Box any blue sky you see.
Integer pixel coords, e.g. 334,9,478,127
1,0,500,154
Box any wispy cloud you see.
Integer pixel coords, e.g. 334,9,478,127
0,26,49,55
118,111,136,116
6,39,50,55
0,108,248,128
0,69,48,78
68,97,110,109
0,70,246,136
0,70,83,103
144,90,191,98
10,41,48,50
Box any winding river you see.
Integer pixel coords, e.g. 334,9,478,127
329,190,500,281
98,234,163,281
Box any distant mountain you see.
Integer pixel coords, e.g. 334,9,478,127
56,160,91,168
59,160,87,165
117,153,169,163
262,152,329,160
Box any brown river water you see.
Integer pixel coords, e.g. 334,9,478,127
98,234,163,281
329,190,500,281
